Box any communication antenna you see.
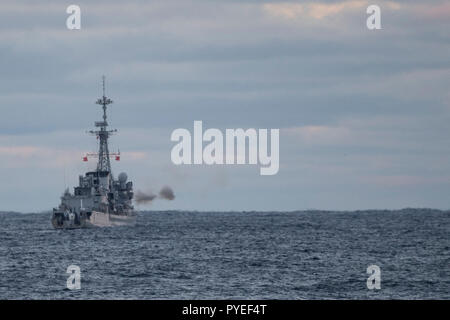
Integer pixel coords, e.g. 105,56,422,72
102,75,106,97
83,77,120,171
89,76,116,172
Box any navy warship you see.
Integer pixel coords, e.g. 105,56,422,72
52,77,135,229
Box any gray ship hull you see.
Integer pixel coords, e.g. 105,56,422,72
51,210,136,229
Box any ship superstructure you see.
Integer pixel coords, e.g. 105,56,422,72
52,77,135,229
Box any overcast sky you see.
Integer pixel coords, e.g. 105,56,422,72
0,0,449,212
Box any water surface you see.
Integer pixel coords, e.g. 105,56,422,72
0,209,448,299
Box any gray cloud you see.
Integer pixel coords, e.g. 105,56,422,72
0,0,449,211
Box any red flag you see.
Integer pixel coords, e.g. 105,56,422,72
115,155,120,161
83,156,88,162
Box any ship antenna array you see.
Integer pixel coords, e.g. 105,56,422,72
102,75,105,97
87,76,117,173
96,75,113,123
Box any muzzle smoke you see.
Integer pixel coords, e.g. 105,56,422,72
134,186,175,204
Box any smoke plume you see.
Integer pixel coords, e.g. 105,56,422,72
159,186,175,200
134,186,175,205
134,190,157,204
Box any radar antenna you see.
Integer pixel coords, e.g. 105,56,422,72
89,76,117,172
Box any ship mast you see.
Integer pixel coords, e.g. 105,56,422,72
90,76,116,173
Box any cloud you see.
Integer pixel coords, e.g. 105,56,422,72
362,174,450,187
263,1,376,20
413,2,450,20
283,125,351,145
0,0,449,211
0,146,41,157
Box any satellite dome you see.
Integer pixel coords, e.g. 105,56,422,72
118,172,128,183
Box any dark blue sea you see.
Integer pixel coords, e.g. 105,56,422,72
0,210,448,299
